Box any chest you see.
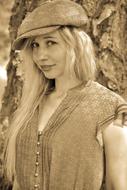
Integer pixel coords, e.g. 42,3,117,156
16,105,104,190
38,95,65,131
16,83,109,189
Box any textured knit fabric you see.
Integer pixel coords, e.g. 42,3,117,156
15,81,127,190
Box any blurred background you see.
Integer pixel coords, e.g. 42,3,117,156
0,0,14,110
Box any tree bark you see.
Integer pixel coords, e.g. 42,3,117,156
0,0,127,189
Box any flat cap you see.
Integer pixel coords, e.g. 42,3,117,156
13,0,88,50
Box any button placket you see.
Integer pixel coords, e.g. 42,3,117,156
34,131,43,190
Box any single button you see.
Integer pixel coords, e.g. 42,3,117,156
36,151,40,155
35,162,39,166
37,142,40,146
38,131,42,136
34,173,39,177
34,184,39,189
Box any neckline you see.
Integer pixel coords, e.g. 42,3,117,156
38,80,92,134
68,80,92,92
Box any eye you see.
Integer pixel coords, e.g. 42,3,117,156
31,41,39,49
46,40,57,47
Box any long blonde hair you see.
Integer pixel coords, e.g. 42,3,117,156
4,26,96,182
4,48,48,182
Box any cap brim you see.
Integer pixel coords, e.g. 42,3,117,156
12,26,60,50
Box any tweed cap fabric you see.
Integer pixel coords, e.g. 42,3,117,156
13,0,88,50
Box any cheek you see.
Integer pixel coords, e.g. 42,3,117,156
32,51,37,62
54,49,66,62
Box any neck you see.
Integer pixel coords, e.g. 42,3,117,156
54,75,81,96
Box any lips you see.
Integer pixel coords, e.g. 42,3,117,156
40,64,56,71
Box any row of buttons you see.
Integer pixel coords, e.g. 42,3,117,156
34,131,42,189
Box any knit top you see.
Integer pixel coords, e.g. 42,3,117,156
14,81,127,190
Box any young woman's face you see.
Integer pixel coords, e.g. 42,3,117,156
31,30,67,79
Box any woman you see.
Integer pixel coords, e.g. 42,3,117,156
4,0,127,190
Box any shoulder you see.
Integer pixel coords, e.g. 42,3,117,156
79,80,127,121
84,80,114,96
86,80,127,107
88,80,118,97
91,81,127,147
83,81,127,124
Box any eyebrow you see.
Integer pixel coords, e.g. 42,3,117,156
43,36,57,40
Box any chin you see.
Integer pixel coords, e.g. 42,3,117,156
43,71,62,79
43,73,57,79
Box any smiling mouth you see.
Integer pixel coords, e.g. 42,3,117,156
40,65,55,71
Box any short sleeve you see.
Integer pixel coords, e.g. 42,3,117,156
96,93,127,147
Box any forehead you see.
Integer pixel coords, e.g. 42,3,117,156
34,30,63,41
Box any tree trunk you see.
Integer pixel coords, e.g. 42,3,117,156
0,0,127,189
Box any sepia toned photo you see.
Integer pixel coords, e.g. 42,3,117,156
0,0,127,190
